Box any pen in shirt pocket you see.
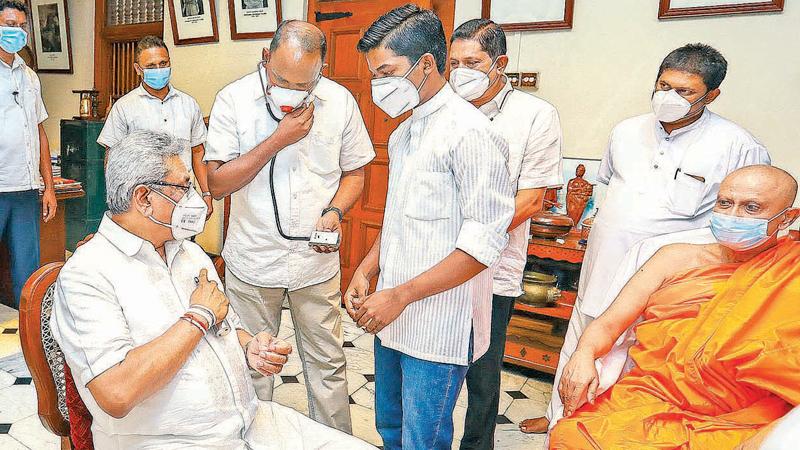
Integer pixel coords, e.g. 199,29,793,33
194,276,232,337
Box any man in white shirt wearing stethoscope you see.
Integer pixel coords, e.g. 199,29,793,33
523,43,772,434
448,19,563,449
204,21,375,434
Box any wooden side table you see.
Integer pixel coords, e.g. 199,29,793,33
503,232,586,374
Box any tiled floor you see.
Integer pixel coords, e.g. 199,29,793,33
0,302,550,449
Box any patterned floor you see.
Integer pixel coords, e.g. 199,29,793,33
0,303,551,449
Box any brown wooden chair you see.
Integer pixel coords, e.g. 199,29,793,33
19,263,93,450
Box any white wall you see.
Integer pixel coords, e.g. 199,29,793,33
38,0,95,154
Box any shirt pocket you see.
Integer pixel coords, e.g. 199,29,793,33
404,171,453,221
305,132,341,175
666,172,706,217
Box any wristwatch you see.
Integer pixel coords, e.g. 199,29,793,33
202,191,212,198
322,206,344,221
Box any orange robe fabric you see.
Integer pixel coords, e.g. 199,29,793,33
550,238,800,449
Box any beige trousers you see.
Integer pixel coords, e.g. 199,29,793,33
225,269,352,434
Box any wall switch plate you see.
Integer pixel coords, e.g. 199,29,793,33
506,72,521,87
520,72,539,89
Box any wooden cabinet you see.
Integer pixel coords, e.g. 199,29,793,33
503,232,586,374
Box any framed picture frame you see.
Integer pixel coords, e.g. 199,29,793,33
658,0,784,19
29,0,72,73
229,0,282,40
481,0,574,31
167,0,219,46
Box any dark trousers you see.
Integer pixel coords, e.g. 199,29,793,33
0,190,40,308
460,294,517,450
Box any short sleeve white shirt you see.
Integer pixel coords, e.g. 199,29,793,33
204,72,375,289
0,55,48,192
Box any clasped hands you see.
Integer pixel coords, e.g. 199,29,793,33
343,271,410,334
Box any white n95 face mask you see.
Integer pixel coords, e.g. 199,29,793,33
268,85,313,119
371,56,427,119
149,186,208,240
449,59,498,101
651,89,708,123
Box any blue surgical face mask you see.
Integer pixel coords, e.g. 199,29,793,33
710,208,788,251
142,67,171,90
0,26,28,55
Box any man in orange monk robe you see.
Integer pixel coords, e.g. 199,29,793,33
550,165,800,449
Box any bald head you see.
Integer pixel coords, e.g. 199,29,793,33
721,165,797,209
269,20,327,63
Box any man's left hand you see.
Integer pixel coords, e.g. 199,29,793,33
203,195,214,220
312,211,341,253
354,287,410,334
245,332,293,376
42,188,57,222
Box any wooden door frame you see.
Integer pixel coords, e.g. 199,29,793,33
93,0,163,116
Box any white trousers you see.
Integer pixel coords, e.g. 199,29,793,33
544,305,595,430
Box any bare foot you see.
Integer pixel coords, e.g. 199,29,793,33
519,416,549,434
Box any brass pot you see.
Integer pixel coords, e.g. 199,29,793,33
530,211,574,239
520,271,561,307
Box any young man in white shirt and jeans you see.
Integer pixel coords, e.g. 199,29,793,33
347,6,515,449
449,19,564,449
204,21,375,434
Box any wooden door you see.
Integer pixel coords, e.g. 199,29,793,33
309,0,454,291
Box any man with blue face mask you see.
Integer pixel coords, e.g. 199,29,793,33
204,20,375,434
97,35,214,220
347,5,514,449
525,43,774,434
549,164,800,449
0,0,56,308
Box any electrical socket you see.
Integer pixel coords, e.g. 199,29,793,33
520,72,539,89
506,72,521,87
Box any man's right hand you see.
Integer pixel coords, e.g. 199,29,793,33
190,269,229,323
558,348,599,417
272,102,315,148
344,270,370,320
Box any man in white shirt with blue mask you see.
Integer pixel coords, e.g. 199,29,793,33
0,0,56,308
524,43,772,434
448,18,563,449
204,20,375,434
98,35,214,219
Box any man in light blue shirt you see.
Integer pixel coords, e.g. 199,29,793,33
0,0,56,307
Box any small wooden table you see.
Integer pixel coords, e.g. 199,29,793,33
0,190,85,307
504,231,586,374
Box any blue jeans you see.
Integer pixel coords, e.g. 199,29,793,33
0,190,40,308
375,337,469,450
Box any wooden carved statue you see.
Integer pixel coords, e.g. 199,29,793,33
566,164,594,228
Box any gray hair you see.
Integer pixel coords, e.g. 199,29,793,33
105,130,186,215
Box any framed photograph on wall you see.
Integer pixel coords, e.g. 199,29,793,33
482,0,574,31
229,0,282,40
659,0,784,19
167,0,219,45
29,0,72,73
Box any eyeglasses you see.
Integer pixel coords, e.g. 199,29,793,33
149,181,193,193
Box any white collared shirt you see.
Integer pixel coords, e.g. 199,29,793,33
0,54,48,192
97,84,207,174
578,110,770,318
204,72,375,290
376,84,514,366
480,80,564,297
51,214,258,449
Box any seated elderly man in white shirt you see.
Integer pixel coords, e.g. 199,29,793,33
51,130,373,450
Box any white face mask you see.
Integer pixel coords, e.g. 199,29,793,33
259,62,317,120
449,58,498,101
148,185,208,240
651,89,709,123
370,56,427,119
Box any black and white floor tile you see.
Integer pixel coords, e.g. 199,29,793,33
0,303,551,449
